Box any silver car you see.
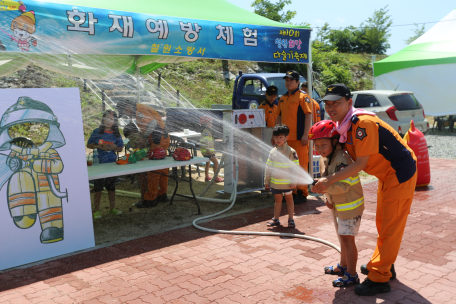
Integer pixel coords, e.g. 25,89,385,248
351,90,429,136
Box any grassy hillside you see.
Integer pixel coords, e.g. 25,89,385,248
0,52,385,140
153,52,384,108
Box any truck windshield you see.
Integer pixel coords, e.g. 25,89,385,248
266,77,321,100
388,94,421,110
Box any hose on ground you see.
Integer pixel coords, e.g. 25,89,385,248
191,155,341,253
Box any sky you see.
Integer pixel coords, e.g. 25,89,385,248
225,0,455,55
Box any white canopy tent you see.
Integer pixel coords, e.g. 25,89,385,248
374,9,456,116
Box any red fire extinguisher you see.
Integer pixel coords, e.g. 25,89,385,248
404,120,430,187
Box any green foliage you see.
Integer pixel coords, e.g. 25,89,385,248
316,6,392,54
405,23,425,45
8,123,49,146
315,23,331,46
251,0,296,24
361,6,392,54
312,47,354,92
154,59,256,108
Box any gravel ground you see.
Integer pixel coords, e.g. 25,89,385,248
426,134,456,159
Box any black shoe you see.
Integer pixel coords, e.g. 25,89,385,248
354,278,391,296
135,199,158,208
157,193,169,203
360,264,396,280
40,227,64,243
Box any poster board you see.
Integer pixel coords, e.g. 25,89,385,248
0,88,94,270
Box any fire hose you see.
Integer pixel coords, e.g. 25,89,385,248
179,151,341,253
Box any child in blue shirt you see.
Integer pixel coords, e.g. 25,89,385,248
87,111,124,219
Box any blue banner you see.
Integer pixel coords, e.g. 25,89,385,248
0,0,310,63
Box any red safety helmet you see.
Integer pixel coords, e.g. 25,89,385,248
199,116,212,124
309,120,338,140
148,146,167,160
173,147,192,161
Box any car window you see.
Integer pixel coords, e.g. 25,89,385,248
354,94,380,108
388,94,421,110
242,79,265,96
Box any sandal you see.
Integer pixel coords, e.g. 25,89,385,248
324,263,347,275
205,176,212,182
215,177,224,182
267,218,280,227
332,271,360,287
288,219,295,228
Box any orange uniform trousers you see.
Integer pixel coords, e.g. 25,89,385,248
367,170,417,282
287,140,309,196
144,168,169,201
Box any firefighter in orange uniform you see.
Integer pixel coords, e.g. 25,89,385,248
301,82,321,123
275,71,312,203
117,101,170,208
312,84,417,296
259,86,278,128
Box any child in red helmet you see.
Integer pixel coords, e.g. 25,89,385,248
199,116,223,183
310,120,365,287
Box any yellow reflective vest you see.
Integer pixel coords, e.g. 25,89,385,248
321,144,365,220
200,128,215,156
264,142,300,190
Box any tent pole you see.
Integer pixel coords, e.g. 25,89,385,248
371,55,376,90
307,30,314,187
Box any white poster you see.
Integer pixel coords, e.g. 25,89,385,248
0,88,94,270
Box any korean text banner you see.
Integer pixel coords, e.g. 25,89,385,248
0,0,310,64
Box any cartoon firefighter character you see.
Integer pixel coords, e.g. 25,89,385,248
11,10,37,52
0,97,68,244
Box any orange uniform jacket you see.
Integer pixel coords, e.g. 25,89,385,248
136,104,170,201
136,104,170,150
345,114,416,184
277,88,312,141
312,99,321,123
259,100,277,128
345,113,417,283
277,88,312,196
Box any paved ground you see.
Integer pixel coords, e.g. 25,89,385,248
0,158,455,304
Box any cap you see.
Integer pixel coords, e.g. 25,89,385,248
283,70,299,81
266,86,278,96
322,83,351,101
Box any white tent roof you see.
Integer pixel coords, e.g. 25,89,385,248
374,9,456,116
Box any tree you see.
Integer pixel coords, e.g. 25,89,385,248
251,0,296,24
327,27,356,53
405,23,425,45
361,6,392,54
316,22,331,44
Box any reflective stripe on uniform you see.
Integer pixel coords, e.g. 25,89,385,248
271,177,292,184
335,197,364,211
266,160,300,168
340,176,360,185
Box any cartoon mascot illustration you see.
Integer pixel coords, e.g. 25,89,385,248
10,9,37,52
0,97,68,244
